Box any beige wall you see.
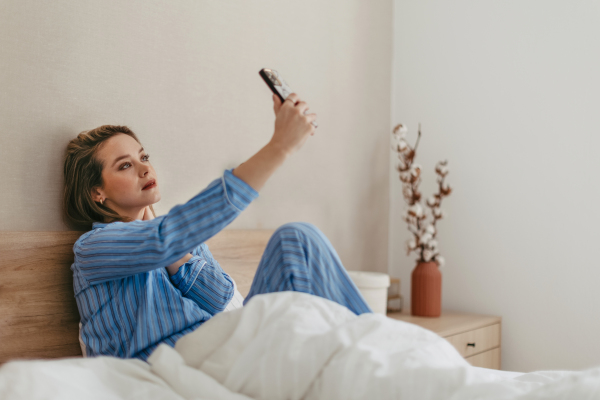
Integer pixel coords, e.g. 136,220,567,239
0,0,392,273
391,0,600,372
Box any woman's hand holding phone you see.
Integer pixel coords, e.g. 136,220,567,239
231,81,318,193
269,92,318,157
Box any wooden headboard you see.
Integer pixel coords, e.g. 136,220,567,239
0,229,274,364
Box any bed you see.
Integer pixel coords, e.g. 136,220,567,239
1,229,599,399
0,229,274,364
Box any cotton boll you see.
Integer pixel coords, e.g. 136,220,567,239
435,256,445,268
398,124,408,137
410,164,422,177
400,172,413,184
426,196,438,207
405,239,417,255
408,203,423,217
397,140,408,151
393,123,408,138
425,225,435,235
423,249,433,262
420,232,432,245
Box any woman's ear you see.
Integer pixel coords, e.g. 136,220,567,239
90,186,103,203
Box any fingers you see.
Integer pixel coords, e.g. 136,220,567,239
273,94,282,115
280,92,318,132
285,93,300,105
296,101,310,115
305,112,317,123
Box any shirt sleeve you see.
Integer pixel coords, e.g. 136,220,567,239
169,250,235,315
74,168,258,285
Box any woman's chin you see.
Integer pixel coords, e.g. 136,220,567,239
150,192,161,203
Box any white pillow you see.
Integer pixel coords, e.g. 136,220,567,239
78,322,87,357
223,276,245,312
77,276,244,357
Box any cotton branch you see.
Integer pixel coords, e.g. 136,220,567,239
391,123,452,267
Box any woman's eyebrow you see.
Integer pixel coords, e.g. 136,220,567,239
112,147,144,167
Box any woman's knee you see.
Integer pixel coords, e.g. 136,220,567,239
273,221,322,240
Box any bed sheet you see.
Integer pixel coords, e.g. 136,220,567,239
2,291,599,400
472,366,524,379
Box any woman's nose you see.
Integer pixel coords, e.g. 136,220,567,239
139,164,150,176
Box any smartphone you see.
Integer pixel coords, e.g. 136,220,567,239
259,68,293,103
259,68,317,128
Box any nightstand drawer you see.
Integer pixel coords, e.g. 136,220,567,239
465,347,501,369
445,323,500,358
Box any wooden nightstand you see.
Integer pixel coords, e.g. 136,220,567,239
387,310,502,370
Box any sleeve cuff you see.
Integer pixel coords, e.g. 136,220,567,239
222,168,259,212
170,256,205,295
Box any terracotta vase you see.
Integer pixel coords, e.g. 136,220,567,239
411,261,442,317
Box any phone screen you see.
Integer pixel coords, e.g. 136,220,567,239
260,69,292,102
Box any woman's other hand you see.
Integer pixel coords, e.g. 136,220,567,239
270,93,317,157
142,206,154,221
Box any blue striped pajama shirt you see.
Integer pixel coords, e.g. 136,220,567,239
72,168,371,361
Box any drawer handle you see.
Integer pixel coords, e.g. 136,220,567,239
467,342,476,347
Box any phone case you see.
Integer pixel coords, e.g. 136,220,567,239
259,68,293,103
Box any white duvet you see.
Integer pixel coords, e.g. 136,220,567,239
1,291,599,400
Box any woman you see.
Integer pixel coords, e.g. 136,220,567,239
63,93,372,361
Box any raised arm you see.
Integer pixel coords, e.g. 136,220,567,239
74,169,258,284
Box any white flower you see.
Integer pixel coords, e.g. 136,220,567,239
423,249,433,262
419,232,432,245
432,207,442,218
426,196,438,207
425,224,435,235
410,164,422,177
408,203,423,217
397,139,408,151
400,171,412,182
397,124,408,137
435,255,445,267
406,239,417,255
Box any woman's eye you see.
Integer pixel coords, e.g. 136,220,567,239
119,155,150,170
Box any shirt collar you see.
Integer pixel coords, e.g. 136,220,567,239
92,219,150,229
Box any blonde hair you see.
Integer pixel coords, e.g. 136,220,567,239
63,125,156,230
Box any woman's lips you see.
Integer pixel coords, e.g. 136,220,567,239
142,181,157,190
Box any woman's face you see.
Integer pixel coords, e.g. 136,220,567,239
91,134,161,219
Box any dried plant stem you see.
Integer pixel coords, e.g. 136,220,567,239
392,122,452,266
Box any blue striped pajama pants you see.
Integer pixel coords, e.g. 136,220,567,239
243,222,373,315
